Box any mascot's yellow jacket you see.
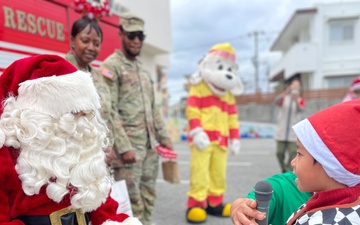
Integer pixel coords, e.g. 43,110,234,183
187,81,239,150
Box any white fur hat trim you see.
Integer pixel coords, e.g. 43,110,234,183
15,71,101,118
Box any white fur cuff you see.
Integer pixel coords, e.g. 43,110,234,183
0,129,5,148
101,217,143,225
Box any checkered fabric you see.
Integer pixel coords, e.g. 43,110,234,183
286,203,360,225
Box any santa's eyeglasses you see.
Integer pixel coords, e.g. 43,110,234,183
125,31,146,41
71,110,95,119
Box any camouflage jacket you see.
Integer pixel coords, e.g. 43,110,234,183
65,53,114,146
65,52,92,73
99,50,170,154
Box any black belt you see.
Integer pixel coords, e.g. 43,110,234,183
17,208,89,225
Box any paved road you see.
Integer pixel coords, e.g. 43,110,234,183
153,138,282,225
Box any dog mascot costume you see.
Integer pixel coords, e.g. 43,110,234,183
0,55,142,225
186,43,243,223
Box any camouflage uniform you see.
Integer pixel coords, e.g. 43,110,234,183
100,50,171,225
65,52,114,146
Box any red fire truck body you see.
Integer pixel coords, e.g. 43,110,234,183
0,0,121,73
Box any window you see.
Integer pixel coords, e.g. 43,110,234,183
329,18,356,44
327,76,357,88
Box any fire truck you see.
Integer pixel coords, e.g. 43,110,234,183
0,0,121,73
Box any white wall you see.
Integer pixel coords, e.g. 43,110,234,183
320,3,360,58
320,2,360,88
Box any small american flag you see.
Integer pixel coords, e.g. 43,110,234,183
101,68,114,79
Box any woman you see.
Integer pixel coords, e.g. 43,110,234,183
274,79,305,172
65,16,102,72
65,17,115,165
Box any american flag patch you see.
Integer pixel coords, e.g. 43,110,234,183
101,68,114,79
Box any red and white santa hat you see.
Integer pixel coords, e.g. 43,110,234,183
0,54,101,148
292,99,360,187
350,77,360,91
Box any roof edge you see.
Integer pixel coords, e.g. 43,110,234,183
270,8,317,51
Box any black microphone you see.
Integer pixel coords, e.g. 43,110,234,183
254,180,273,225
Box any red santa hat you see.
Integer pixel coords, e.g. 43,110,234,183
350,77,360,91
292,99,360,187
0,54,101,148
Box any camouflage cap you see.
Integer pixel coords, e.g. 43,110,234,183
120,12,144,32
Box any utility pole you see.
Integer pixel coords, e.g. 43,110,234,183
249,30,264,93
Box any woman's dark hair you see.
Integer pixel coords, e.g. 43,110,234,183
71,17,103,42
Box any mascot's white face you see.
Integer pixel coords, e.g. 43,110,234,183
199,55,243,96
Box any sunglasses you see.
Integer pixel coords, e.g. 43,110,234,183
125,32,146,41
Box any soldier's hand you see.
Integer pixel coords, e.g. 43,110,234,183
104,147,116,166
121,150,136,164
162,142,174,151
230,198,264,225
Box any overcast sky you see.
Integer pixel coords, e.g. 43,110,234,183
166,0,357,105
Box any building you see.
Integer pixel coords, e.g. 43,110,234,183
269,1,360,91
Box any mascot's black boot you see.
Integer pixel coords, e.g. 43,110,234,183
186,207,207,223
205,203,231,217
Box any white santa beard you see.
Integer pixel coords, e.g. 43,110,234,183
1,100,111,212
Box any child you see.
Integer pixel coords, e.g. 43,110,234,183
286,99,360,225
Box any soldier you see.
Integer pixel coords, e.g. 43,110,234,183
65,16,116,165
99,12,173,225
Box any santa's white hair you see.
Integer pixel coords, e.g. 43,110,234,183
0,96,111,212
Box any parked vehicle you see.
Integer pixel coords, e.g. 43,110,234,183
0,0,120,73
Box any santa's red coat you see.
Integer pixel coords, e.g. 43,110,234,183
0,146,129,225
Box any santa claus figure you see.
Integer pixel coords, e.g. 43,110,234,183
0,55,141,225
